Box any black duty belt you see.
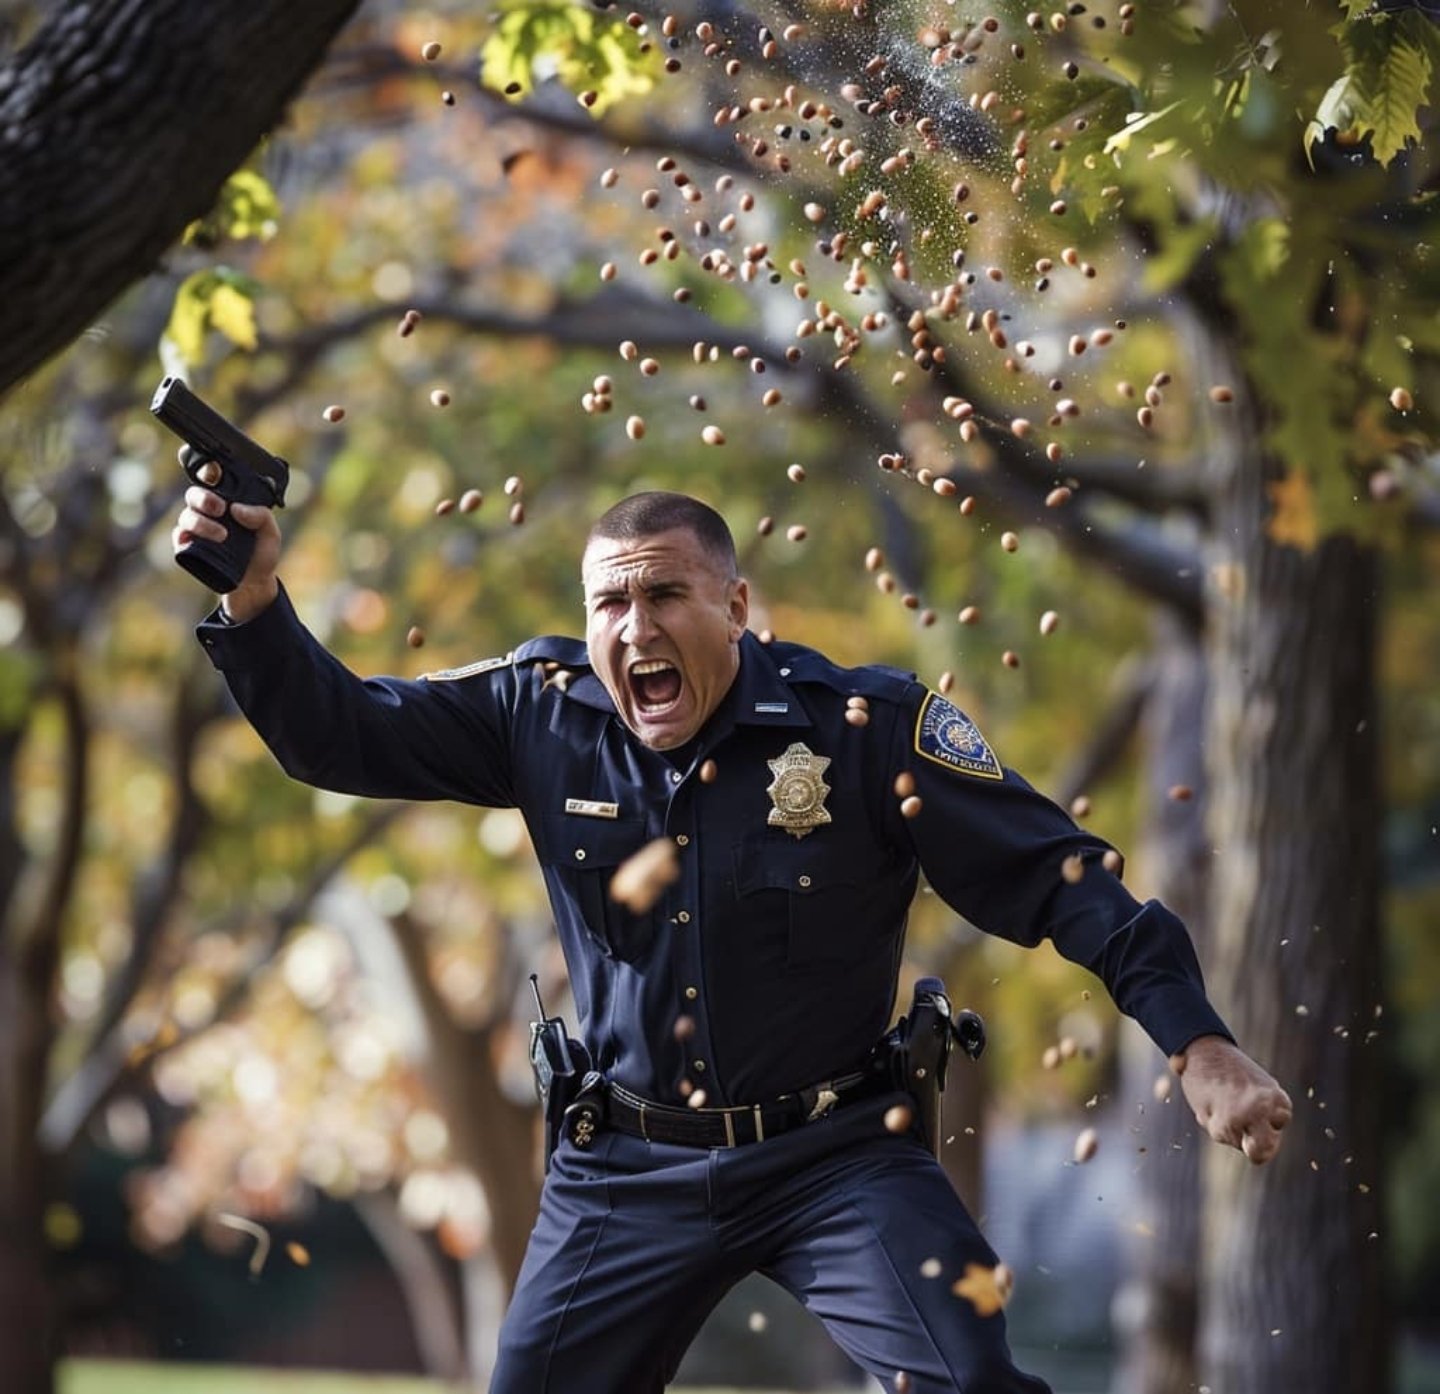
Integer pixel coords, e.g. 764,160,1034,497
604,1069,886,1149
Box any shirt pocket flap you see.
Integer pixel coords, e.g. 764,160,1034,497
541,814,649,869
733,834,864,896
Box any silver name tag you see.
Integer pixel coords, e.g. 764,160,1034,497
565,798,620,819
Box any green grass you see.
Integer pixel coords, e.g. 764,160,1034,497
60,1362,466,1394
59,1360,813,1394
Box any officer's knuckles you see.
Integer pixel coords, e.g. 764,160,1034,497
228,502,266,528
1242,1125,1283,1165
183,485,221,513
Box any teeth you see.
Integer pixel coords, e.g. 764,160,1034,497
631,659,675,675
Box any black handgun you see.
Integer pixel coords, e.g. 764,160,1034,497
898,976,986,1158
150,376,289,594
529,975,582,1172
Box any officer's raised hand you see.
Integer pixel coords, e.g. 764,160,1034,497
171,462,282,622
1170,1035,1293,1164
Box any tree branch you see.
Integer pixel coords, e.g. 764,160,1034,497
232,287,777,420
38,801,406,1153
1050,652,1155,808
81,663,221,1062
0,0,362,398
222,278,1203,621
318,44,740,169
20,651,88,1004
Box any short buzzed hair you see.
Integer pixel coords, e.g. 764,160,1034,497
586,492,739,578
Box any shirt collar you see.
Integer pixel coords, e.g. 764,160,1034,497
729,630,812,728
555,631,811,731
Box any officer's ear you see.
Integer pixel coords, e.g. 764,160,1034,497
726,576,749,641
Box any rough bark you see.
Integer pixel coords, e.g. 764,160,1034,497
0,0,361,397
1198,392,1388,1392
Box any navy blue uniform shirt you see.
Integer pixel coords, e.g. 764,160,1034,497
198,586,1230,1107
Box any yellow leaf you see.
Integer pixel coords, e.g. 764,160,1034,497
162,271,217,367
951,1261,1014,1317
1265,469,1320,553
209,283,258,351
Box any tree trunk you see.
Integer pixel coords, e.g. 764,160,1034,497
353,1190,467,1382
0,662,89,1394
0,0,360,397
0,959,56,1394
1200,409,1388,1391
1112,617,1208,1394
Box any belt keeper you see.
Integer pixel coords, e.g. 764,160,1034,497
723,1112,736,1148
639,1103,649,1142
753,1105,765,1142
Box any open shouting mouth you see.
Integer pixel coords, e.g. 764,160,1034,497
628,658,683,714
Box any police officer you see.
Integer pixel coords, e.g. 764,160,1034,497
174,486,1292,1393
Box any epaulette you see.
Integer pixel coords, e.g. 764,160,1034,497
420,652,514,682
514,635,591,668
421,636,592,683
766,640,916,706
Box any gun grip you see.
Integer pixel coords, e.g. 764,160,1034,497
176,521,255,594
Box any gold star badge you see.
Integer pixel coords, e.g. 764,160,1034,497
766,742,832,839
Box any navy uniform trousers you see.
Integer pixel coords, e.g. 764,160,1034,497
491,1090,1051,1394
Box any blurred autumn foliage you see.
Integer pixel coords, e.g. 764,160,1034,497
2,1,1439,1392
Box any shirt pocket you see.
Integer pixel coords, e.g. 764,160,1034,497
733,833,886,968
541,814,655,962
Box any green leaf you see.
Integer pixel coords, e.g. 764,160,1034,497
1219,224,1352,533
1140,216,1219,294
1313,15,1433,167
1365,31,1430,164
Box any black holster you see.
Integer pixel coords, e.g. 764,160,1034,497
884,976,986,1157
529,1014,591,1172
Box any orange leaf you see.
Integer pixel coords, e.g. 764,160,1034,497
1265,469,1320,553
951,1261,1014,1317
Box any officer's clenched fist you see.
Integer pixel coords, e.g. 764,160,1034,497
172,477,282,622
1170,1035,1293,1165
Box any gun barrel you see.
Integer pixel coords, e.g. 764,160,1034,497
151,376,288,505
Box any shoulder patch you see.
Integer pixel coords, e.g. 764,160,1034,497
914,692,1003,779
421,653,512,682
